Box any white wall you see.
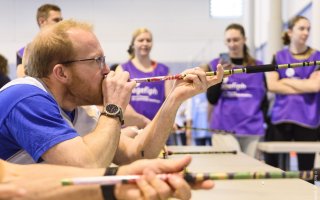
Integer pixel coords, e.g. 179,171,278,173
1,0,314,79
0,0,244,78
282,0,311,21
254,0,313,63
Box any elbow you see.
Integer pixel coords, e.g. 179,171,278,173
308,86,320,93
266,84,276,93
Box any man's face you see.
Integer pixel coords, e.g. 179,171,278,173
40,10,63,28
64,29,109,106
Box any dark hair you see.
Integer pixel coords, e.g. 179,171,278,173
225,23,255,66
282,16,309,45
0,54,8,75
109,63,119,71
36,4,61,26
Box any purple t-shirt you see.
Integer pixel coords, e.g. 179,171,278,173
209,58,266,136
122,60,169,120
271,48,320,128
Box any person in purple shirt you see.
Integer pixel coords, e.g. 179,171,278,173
265,16,320,171
206,24,268,157
118,28,172,121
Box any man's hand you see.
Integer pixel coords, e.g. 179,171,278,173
102,70,136,111
169,64,224,103
115,156,214,200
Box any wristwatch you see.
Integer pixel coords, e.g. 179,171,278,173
101,104,124,125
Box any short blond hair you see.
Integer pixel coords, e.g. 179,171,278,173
27,19,93,78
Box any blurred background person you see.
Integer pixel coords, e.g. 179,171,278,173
16,3,63,77
117,28,172,121
186,93,212,146
206,23,268,157
265,16,320,171
0,54,10,88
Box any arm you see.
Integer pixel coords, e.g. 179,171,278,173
1,156,213,200
265,71,298,94
2,160,105,200
124,104,151,129
165,78,174,97
43,71,136,168
114,65,224,164
280,70,320,93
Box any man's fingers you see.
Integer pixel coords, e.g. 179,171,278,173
190,180,215,190
145,169,172,200
168,174,191,200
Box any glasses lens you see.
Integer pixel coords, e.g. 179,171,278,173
98,56,106,69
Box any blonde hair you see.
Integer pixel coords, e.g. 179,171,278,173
27,19,93,78
127,28,152,59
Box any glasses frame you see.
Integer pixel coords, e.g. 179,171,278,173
60,56,106,69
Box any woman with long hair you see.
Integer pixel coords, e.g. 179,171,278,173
207,23,267,157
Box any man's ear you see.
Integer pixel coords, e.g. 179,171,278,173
38,17,46,27
52,64,69,83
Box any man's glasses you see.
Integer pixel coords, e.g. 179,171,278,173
61,56,106,69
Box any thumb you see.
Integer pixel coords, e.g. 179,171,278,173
156,155,192,173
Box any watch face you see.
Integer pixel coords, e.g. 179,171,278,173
104,104,124,125
106,104,120,114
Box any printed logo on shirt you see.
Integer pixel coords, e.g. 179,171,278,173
221,82,252,98
132,86,159,96
131,86,161,103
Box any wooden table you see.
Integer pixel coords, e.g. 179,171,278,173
167,146,320,200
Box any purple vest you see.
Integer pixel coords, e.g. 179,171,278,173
209,59,266,136
122,61,169,120
271,48,320,128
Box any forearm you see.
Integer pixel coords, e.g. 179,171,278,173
266,72,299,94
11,178,103,200
124,105,150,128
114,95,181,164
2,161,105,200
281,78,320,93
83,115,121,167
3,161,105,182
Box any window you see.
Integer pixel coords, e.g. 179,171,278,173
210,0,243,18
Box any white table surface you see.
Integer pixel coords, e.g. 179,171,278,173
258,142,320,153
167,146,320,200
